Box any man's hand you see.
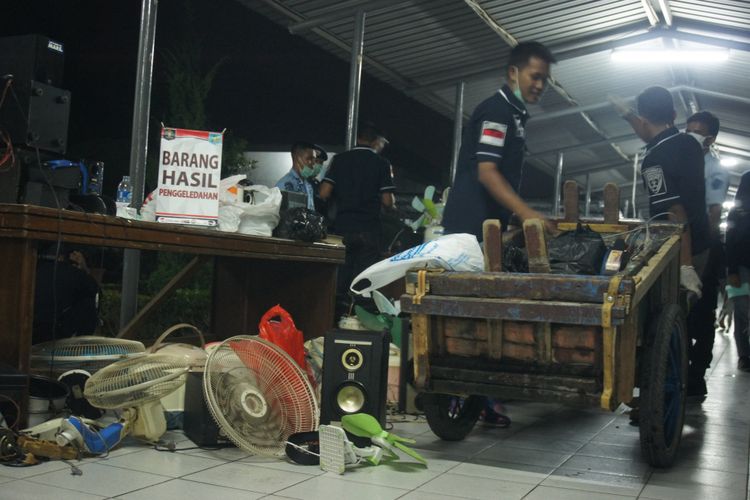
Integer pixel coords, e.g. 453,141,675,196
518,208,557,235
607,94,632,117
680,265,703,298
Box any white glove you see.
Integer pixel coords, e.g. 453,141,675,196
680,265,703,298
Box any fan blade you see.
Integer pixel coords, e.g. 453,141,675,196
411,196,425,212
341,413,383,438
393,441,427,464
424,185,435,201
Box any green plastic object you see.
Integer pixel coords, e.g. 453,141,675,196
726,283,750,299
341,413,427,465
354,306,402,347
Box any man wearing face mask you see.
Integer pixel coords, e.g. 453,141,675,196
276,142,319,210
683,111,730,400
442,41,556,239
318,123,395,318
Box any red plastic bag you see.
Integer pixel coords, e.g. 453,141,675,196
258,305,307,370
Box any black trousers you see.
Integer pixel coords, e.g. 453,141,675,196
336,231,382,318
687,241,723,379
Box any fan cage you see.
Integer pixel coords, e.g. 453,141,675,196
84,353,190,409
203,335,318,458
31,336,146,376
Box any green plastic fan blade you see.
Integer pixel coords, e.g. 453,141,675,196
393,441,427,465
341,413,382,437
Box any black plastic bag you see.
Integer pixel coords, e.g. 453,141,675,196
547,224,606,275
274,207,327,242
503,243,529,273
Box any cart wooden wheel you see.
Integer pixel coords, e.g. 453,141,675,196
422,393,483,441
639,304,688,467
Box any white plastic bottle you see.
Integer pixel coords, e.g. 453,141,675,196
116,175,132,216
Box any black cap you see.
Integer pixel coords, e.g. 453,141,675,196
313,144,328,162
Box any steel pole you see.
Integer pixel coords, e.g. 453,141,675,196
553,152,563,216
345,10,366,150
121,0,158,329
450,81,464,185
631,152,639,218
584,173,592,217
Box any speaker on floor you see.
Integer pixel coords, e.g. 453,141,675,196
183,371,224,447
320,329,390,427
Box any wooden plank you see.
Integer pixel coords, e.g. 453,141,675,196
603,183,620,224
401,295,626,325
523,219,550,273
600,326,616,410
631,235,680,309
487,319,503,360
430,379,601,406
409,272,634,303
563,180,579,222
0,238,35,427
431,365,600,391
411,313,431,390
615,303,639,405
482,219,502,272
118,256,211,339
538,322,553,363
0,204,345,264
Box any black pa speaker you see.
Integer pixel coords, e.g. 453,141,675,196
320,329,390,427
0,35,65,87
183,371,224,447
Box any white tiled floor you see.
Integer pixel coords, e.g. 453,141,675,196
1,328,748,500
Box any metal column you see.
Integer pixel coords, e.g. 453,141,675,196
553,153,564,216
631,152,639,218
120,0,158,328
450,81,464,185
345,10,366,150
584,173,592,217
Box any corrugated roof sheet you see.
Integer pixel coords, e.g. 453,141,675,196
244,0,750,201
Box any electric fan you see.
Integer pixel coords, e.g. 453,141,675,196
31,336,146,377
83,353,190,441
203,335,318,457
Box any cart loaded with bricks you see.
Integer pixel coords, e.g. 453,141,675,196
401,182,688,467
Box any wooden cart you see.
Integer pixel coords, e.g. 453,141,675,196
400,182,688,467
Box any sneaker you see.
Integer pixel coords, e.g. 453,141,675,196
738,357,750,372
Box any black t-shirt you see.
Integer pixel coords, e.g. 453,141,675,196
322,146,395,233
640,127,710,255
442,85,529,239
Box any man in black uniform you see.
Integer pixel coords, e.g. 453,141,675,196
628,86,711,398
319,123,396,316
442,41,556,238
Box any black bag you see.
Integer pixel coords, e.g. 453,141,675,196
548,224,606,275
274,207,327,242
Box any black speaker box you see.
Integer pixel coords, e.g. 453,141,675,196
183,371,224,447
320,329,390,427
0,35,65,87
0,80,71,154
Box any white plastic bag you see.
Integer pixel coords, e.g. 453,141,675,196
350,233,484,296
236,185,282,237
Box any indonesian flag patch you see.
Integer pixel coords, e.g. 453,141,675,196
479,121,507,147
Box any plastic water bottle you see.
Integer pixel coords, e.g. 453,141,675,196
116,175,132,206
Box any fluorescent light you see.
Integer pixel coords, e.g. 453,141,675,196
720,221,728,230
611,49,729,63
720,157,739,167
723,201,735,209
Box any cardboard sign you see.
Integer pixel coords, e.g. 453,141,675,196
156,127,222,226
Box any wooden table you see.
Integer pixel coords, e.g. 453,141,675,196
0,203,345,424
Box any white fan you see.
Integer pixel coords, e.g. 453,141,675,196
83,353,190,441
203,335,318,457
31,336,146,377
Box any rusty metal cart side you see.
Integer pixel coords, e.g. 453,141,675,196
401,182,688,467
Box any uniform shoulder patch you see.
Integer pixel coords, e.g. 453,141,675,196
479,121,508,147
643,166,667,196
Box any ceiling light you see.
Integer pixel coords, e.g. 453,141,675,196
723,201,735,210
720,157,738,167
611,49,729,63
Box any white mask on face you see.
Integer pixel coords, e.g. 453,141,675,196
685,131,710,150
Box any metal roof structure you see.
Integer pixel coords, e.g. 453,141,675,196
242,0,750,215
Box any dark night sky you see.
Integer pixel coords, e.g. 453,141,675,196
4,0,456,197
